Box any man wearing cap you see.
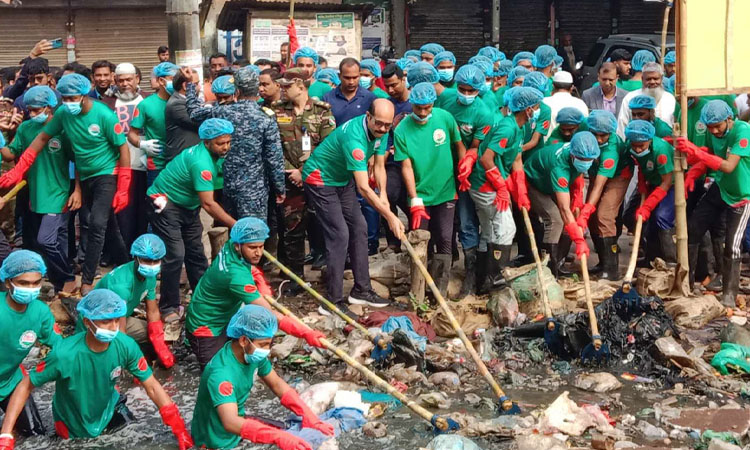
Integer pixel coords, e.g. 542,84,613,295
420,43,445,65
545,107,585,145
309,68,339,100
522,72,554,153
191,304,332,450
0,290,193,449
434,51,457,89
0,73,131,297
617,62,676,140
270,68,335,292
533,45,558,95
361,59,389,99
543,71,589,133
628,94,673,138
211,75,237,105
147,118,236,318
292,47,319,77
0,250,61,439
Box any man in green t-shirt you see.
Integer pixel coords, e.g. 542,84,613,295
545,107,585,145
0,74,131,297
0,251,61,438
0,290,193,449
434,50,457,89
677,101,750,307
628,94,673,138
394,83,465,296
521,72,553,152
302,99,405,315
309,68,339,100
360,59,389,99
192,304,332,450
1,86,80,294
146,118,237,318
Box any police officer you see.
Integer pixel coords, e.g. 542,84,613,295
270,68,336,294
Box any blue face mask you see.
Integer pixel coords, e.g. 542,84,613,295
31,112,48,124
137,262,161,278
359,77,373,89
165,81,175,95
10,283,40,304
630,148,650,158
438,69,454,82
244,343,270,364
572,158,593,174
411,112,432,123
531,108,541,123
90,323,119,343
457,92,477,106
63,101,82,116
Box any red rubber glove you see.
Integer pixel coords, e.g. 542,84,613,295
279,316,326,348
0,434,15,450
409,197,430,230
457,149,478,191
485,166,510,211
564,222,589,260
671,136,723,170
570,175,585,212
0,149,38,188
287,19,300,61
576,203,596,230
636,186,668,222
148,321,175,369
280,389,335,436
159,403,194,450
684,162,708,197
510,169,531,210
241,418,312,450
251,266,273,297
112,167,132,213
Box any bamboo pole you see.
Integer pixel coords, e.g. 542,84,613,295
673,0,689,269
661,2,672,65
2,180,26,202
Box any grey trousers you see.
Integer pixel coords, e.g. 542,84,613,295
528,184,564,244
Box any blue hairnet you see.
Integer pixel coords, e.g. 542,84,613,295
506,86,544,113
625,119,656,142
360,59,382,78
533,45,557,69
494,60,513,77
469,55,493,75
153,62,179,78
556,107,585,125
24,86,57,108
454,65,485,91
0,250,47,281
512,51,534,67
57,74,91,96
700,100,734,125
433,51,456,67
522,71,549,94
227,304,278,339
629,94,656,110
507,66,530,86
664,74,676,94
586,110,618,134
315,68,340,86
409,82,437,105
553,55,564,68
396,57,415,72
420,43,445,57
478,46,503,63
199,118,235,140
664,51,676,65
569,131,601,159
407,62,439,86
244,64,261,76
131,233,166,260
77,289,127,320
211,75,236,95
631,50,656,72
404,50,421,60
230,217,270,244
293,47,319,65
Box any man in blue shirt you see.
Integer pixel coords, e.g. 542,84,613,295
323,58,377,127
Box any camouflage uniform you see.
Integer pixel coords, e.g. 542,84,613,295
185,83,285,220
270,97,336,274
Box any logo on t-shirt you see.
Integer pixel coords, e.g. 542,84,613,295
352,148,365,161
695,121,707,135
200,170,213,181
19,330,37,349
460,124,474,135
88,124,101,137
657,154,668,166
433,129,446,146
48,138,62,154
219,381,234,397
110,366,122,380
602,158,615,170
646,161,654,171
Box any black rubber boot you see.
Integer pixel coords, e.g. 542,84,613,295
722,256,740,307
706,238,725,291
659,228,677,264
688,243,700,286
458,248,478,299
476,251,488,294
542,243,559,278
556,235,575,277
482,244,511,292
433,254,453,298
600,236,620,281
588,235,604,275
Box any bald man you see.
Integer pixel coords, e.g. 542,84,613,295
302,99,405,315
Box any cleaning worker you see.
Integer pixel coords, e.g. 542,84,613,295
628,95,673,138
469,57,499,114
0,251,61,438
309,68,339,100
546,107,586,145
521,72,553,152
532,45,558,95
191,304,334,450
360,59,389,99
0,290,193,449
512,51,534,70
492,60,513,107
186,217,326,370
420,43,444,65
433,50,457,89
626,50,656,91
292,47,319,77
211,74,237,105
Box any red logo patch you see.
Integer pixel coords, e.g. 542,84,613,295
557,177,569,188
352,148,365,161
114,123,123,135
244,284,257,294
657,154,668,166
133,108,140,118
219,381,234,397
200,170,213,181
740,138,749,149
55,421,69,439
137,357,148,372
193,326,214,337
53,323,62,335
603,158,615,170
542,120,550,130
482,125,491,135
304,169,324,187
35,361,46,373
552,140,559,144
499,138,508,148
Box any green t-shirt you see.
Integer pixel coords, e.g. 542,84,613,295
590,133,629,179
8,120,72,214
393,108,460,205
617,79,642,92
523,102,553,151
301,115,387,187
469,114,523,190
479,90,500,115
94,261,156,318
42,100,125,180
191,341,272,449
524,142,582,195
372,87,390,99
308,81,333,100
29,332,152,438
146,142,219,210
130,94,168,169
707,121,750,206
437,90,494,148
185,242,261,336
654,117,673,139
494,86,509,109
675,97,710,149
0,293,61,401
433,87,456,110
628,137,674,187
545,122,589,145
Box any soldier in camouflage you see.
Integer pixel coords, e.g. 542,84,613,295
184,66,286,221
270,68,336,289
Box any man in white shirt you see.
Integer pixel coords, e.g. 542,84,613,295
616,62,676,140
543,71,589,132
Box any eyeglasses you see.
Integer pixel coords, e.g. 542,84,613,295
370,117,392,130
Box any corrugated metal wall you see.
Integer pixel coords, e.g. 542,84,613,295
556,0,612,61
407,0,487,64
499,0,549,57
616,0,674,35
0,10,69,70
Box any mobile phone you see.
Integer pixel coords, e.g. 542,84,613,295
50,38,63,49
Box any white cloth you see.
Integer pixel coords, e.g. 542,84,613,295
543,92,589,133
114,96,146,171
469,190,516,248
735,94,749,118
616,88,676,140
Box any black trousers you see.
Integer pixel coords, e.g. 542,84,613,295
417,200,456,254
0,392,44,436
186,330,228,372
80,175,127,285
278,183,307,275
688,184,750,260
116,170,149,250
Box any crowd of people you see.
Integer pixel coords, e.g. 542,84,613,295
0,33,747,450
